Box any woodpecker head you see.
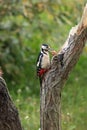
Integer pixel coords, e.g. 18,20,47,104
41,44,50,53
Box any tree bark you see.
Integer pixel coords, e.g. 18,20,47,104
40,4,87,130
0,77,23,130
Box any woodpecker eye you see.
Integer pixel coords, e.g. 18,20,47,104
44,49,48,51
41,44,51,52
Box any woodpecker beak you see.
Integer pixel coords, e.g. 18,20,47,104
48,47,57,55
48,47,53,52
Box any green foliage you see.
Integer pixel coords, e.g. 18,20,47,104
62,54,87,130
0,0,85,88
0,0,87,130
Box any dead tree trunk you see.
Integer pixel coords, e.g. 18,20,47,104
0,77,23,130
40,4,87,130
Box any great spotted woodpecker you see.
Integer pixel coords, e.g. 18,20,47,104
36,44,64,85
36,44,51,85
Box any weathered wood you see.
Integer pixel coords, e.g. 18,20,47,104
40,4,87,130
0,77,23,130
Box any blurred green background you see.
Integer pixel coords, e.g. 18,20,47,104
0,0,87,130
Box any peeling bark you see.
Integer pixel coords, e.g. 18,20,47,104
40,4,87,130
0,77,23,130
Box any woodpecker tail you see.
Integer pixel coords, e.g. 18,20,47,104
39,76,42,86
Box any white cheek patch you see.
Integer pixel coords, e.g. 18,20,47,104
42,45,48,50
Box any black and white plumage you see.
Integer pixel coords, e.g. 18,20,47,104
36,44,51,84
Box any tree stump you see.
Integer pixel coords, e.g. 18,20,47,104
0,76,23,130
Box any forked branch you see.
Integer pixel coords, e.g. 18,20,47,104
40,4,87,130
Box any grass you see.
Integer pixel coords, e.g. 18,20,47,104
10,53,87,130
11,91,40,130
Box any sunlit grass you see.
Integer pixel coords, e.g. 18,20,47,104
11,91,40,130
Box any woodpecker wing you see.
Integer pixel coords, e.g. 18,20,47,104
36,52,43,76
